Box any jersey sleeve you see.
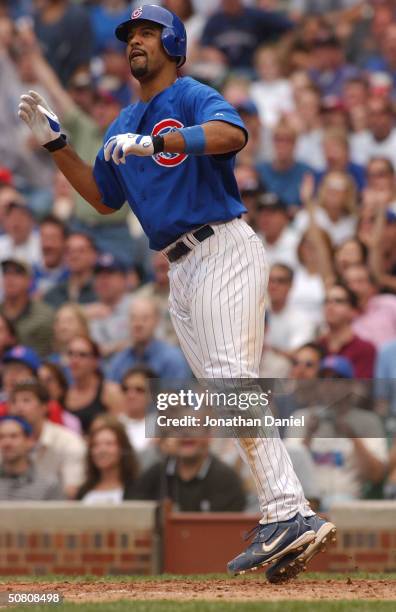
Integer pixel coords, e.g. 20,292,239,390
184,81,248,158
93,146,126,211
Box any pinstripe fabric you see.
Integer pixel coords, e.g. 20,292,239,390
167,218,312,522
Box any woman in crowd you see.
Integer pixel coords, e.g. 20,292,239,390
64,335,124,434
76,418,139,503
39,361,82,435
334,237,367,281
295,170,358,246
118,366,158,469
49,303,90,371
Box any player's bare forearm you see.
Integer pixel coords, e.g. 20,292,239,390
52,145,114,214
163,121,246,155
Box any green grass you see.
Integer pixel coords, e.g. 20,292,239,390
9,601,396,612
1,572,395,584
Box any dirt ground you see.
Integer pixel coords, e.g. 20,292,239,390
1,578,395,603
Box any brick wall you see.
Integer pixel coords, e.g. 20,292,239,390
0,502,158,576
326,501,396,572
163,501,396,573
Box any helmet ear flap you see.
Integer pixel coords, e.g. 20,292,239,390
161,26,186,68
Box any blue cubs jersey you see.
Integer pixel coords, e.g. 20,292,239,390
93,77,247,250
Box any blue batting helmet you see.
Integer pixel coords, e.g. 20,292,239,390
115,5,187,68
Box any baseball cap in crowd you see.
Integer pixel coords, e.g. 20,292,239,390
235,100,259,117
1,258,31,276
256,192,288,213
319,355,354,379
321,95,345,114
95,253,126,274
3,346,41,374
0,415,33,437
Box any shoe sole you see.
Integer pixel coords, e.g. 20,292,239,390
229,529,315,576
266,522,337,584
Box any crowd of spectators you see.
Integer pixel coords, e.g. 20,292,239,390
1,0,396,512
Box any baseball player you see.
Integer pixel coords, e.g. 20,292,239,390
18,5,335,583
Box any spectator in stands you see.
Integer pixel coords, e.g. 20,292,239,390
9,379,86,498
295,170,358,246
106,297,191,383
234,101,265,166
44,232,97,309
200,0,292,72
0,202,41,265
64,335,124,434
0,258,54,357
89,0,130,56
257,120,314,211
366,157,396,195
134,432,246,512
319,283,376,378
288,217,334,325
87,253,133,359
285,357,388,509
32,215,68,297
76,417,139,503
293,86,326,172
344,264,396,349
309,32,359,98
38,361,81,435
350,97,396,169
0,415,63,500
33,0,93,86
364,22,396,96
0,346,41,412
49,303,89,370
134,252,177,346
119,366,156,459
249,44,294,129
316,128,366,192
255,193,299,269
334,238,367,281
266,263,318,353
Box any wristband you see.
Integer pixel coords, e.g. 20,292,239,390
178,126,206,155
152,135,165,154
43,134,67,152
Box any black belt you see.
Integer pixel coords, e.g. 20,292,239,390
166,225,215,263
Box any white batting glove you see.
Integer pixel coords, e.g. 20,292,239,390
18,90,63,147
104,133,155,165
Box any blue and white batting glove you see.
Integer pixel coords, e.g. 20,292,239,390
104,133,155,165
18,90,66,150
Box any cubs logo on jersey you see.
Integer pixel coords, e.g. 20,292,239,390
151,118,188,168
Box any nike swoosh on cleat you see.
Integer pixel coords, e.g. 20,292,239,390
254,527,290,555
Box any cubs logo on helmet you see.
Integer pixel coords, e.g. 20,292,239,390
132,7,143,19
151,119,188,168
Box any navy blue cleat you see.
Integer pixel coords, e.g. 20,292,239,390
266,514,337,584
227,513,315,575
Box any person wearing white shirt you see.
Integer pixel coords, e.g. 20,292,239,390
256,194,299,269
350,97,396,169
0,203,41,266
266,263,318,353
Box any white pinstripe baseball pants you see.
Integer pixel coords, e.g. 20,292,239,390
167,218,312,523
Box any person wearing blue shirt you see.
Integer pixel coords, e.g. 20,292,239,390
200,0,293,72
257,120,314,211
106,297,191,382
19,3,334,585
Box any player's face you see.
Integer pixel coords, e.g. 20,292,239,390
126,22,169,81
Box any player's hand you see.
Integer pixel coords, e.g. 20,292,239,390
18,90,62,146
104,133,154,165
